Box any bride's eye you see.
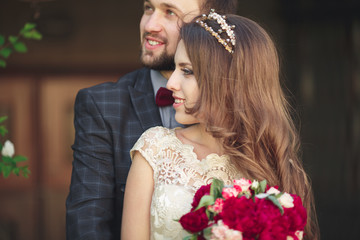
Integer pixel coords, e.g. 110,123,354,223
181,68,193,76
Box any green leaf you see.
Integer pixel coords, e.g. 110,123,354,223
13,41,27,53
183,235,197,240
0,34,5,46
12,167,20,176
267,195,284,215
23,30,42,40
0,125,8,136
203,227,213,239
195,195,215,210
13,155,28,162
259,179,267,193
0,116,8,123
0,119,6,127
8,36,18,44
0,59,6,68
0,47,12,58
255,193,269,199
2,165,12,178
210,178,224,199
21,166,30,178
2,156,13,164
33,31,43,40
20,23,36,33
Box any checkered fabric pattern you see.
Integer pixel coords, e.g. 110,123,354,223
66,68,163,239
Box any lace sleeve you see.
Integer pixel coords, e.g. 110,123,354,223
130,126,169,171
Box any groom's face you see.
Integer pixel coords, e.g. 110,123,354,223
139,0,201,71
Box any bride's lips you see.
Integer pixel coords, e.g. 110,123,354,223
173,96,185,108
144,36,165,50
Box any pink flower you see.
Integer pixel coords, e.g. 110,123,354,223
211,220,243,240
211,221,228,239
233,178,252,193
222,187,239,199
211,198,224,213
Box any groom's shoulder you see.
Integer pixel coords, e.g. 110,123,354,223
85,67,151,94
74,68,151,106
118,67,151,84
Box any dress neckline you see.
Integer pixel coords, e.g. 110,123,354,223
170,127,229,162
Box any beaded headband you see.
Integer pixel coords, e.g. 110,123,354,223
196,9,236,54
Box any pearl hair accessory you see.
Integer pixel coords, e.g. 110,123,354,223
196,9,236,54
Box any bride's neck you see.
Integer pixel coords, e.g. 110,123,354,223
178,124,224,157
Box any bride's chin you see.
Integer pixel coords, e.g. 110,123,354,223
175,115,199,126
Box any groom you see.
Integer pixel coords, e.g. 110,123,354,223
66,0,238,239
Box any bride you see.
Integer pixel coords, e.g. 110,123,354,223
121,11,318,240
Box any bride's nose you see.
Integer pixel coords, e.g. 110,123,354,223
166,70,180,92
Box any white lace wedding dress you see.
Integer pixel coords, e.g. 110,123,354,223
130,126,241,240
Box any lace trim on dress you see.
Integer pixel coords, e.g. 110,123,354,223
130,126,241,239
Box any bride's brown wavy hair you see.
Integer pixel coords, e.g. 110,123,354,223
180,15,319,239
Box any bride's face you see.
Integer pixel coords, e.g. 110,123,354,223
167,40,200,125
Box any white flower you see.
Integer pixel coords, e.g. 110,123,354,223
1,140,15,158
211,220,243,240
286,231,303,240
295,230,304,240
233,178,252,192
266,187,280,195
279,192,294,208
251,180,259,189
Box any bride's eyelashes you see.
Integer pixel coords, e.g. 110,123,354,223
181,67,193,76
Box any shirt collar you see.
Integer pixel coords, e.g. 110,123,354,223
150,70,168,99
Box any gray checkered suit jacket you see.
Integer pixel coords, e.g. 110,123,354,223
66,68,162,239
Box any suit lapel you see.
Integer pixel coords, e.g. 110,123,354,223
128,68,163,130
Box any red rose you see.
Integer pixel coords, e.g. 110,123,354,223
191,184,211,210
283,195,307,232
218,196,261,239
179,207,209,233
258,216,289,240
256,198,282,226
257,194,307,240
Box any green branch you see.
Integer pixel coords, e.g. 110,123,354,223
0,116,30,178
0,22,42,68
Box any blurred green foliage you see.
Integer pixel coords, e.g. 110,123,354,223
0,116,30,178
0,22,42,68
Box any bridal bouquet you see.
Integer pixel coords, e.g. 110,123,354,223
179,178,306,240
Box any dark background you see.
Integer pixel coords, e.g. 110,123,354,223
0,0,359,239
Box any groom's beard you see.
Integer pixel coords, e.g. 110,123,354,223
140,48,175,71
139,32,175,71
